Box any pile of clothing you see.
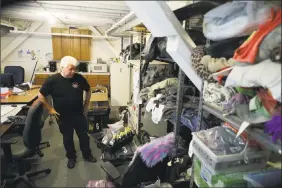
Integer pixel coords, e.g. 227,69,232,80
139,77,221,131
142,61,177,88
119,43,145,64
191,1,281,142
141,1,223,75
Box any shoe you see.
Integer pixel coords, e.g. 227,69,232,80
84,155,97,163
67,158,76,169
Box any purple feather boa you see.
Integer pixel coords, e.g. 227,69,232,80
129,132,175,168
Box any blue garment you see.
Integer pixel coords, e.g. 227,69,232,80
168,108,210,132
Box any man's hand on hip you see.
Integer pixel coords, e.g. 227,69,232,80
49,107,60,120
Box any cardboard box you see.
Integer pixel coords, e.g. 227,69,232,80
90,86,108,102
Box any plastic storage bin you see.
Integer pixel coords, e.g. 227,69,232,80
194,157,247,187
191,132,270,175
243,169,281,187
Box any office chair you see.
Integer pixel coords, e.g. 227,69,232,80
0,73,15,88
101,153,170,188
1,100,51,188
4,66,25,85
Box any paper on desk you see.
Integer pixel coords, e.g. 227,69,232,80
21,82,32,89
13,87,24,93
0,87,9,94
1,104,25,123
1,105,15,116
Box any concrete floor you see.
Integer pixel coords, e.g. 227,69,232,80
6,106,167,187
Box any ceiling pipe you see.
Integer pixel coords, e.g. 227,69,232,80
105,11,135,36
9,30,120,39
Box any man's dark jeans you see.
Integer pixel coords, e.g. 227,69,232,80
57,115,91,159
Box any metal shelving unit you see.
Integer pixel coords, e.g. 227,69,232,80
125,1,281,188
203,103,282,155
127,30,146,135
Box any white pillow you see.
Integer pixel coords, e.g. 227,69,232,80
225,59,281,102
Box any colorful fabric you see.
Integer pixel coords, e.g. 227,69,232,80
223,93,250,116
233,9,282,64
129,132,175,168
86,180,115,188
200,55,236,73
225,59,281,102
256,24,281,63
265,115,282,143
235,87,257,97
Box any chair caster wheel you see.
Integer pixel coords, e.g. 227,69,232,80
46,169,51,174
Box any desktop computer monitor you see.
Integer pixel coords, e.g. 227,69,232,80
0,73,15,88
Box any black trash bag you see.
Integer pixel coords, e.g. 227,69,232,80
174,0,223,21
206,36,249,59
123,43,145,60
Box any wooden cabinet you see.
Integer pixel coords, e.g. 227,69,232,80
70,29,81,60
61,28,71,57
51,28,62,60
34,74,51,85
80,29,91,61
34,73,110,88
51,28,91,61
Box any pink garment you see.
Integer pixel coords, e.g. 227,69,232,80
86,180,115,188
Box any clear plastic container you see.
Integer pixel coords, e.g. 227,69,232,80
191,132,270,175
243,169,281,187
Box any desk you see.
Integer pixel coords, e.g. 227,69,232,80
0,123,13,138
1,86,41,105
1,104,25,123
0,104,25,137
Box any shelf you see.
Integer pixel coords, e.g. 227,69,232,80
250,129,282,155
126,1,202,90
203,103,282,155
203,103,242,130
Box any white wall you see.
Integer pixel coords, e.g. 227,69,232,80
1,22,123,81
1,23,52,81
91,25,131,64
1,26,20,50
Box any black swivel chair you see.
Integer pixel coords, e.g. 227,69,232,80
0,73,15,88
1,100,51,188
4,66,25,85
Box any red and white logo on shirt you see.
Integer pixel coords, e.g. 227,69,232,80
72,82,79,88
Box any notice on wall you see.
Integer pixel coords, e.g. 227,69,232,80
133,70,142,104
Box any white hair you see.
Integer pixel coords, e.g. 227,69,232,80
60,56,78,69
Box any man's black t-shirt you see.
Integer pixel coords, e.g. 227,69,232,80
40,73,90,118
